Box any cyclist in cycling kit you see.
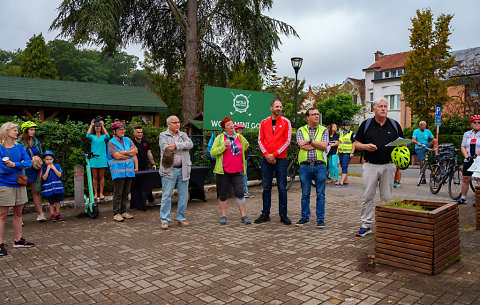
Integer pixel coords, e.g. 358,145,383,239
457,115,480,205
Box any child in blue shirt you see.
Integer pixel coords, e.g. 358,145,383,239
41,151,65,222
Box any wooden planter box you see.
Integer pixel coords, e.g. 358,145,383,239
375,200,460,275
475,186,480,230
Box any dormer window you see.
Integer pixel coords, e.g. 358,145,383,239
383,69,404,79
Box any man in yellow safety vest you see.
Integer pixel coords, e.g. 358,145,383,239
295,108,329,228
336,120,355,187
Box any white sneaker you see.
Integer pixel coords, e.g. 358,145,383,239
36,213,46,222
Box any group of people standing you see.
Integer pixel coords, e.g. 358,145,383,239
13,96,473,256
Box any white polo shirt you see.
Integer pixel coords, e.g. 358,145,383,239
461,129,480,158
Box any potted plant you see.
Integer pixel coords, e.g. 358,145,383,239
375,200,460,275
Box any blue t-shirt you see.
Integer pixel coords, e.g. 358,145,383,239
413,128,434,149
0,144,32,187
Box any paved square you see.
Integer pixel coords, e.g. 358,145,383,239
1,169,479,304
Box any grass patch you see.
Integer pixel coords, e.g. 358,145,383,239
381,200,429,211
348,173,362,177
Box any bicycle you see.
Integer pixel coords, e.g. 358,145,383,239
417,145,437,186
428,144,474,199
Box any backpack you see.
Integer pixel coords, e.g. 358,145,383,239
363,117,399,137
206,133,216,160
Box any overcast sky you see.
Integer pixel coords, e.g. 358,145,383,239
1,0,479,88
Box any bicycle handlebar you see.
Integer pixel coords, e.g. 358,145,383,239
77,152,100,159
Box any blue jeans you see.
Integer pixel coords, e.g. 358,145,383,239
261,157,288,216
338,153,351,174
327,154,339,180
160,168,189,223
299,163,326,221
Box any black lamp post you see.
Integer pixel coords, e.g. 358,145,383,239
291,57,303,129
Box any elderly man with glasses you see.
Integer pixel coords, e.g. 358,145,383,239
457,115,480,205
159,115,193,229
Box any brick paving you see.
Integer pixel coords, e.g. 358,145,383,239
1,171,479,304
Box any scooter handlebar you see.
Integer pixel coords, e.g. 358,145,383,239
78,153,100,159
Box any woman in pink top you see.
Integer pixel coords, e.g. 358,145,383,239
210,117,250,225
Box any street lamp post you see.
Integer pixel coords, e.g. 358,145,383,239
291,57,303,130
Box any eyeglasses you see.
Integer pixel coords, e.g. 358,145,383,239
169,121,181,124
309,113,320,116
472,121,480,124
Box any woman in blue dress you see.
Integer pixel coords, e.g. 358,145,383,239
86,119,110,200
17,121,46,222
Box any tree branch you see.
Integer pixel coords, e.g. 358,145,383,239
165,0,187,33
198,0,225,39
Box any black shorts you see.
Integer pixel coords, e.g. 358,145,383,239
216,172,244,202
463,160,474,177
47,193,64,205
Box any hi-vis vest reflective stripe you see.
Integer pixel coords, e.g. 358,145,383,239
338,130,353,153
107,137,135,180
298,125,327,164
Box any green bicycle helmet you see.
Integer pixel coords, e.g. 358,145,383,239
21,121,37,133
391,146,410,170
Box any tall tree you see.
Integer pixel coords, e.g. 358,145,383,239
21,34,57,79
401,8,455,123
0,49,23,76
51,0,298,122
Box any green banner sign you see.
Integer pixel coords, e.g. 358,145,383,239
203,86,274,130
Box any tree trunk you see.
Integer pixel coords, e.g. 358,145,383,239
182,0,199,123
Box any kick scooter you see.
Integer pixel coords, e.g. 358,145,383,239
79,152,100,218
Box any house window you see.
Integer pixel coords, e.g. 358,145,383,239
384,71,390,78
385,94,401,110
370,92,374,101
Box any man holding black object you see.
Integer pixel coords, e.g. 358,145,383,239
133,126,160,207
354,99,403,237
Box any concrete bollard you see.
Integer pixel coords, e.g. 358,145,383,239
74,164,85,216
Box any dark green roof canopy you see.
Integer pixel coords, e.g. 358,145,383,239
0,76,167,113
188,119,203,130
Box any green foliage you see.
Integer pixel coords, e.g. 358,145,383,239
439,114,470,135
227,62,263,91
401,9,455,124
48,39,140,85
50,0,298,122
316,94,362,126
382,200,429,211
0,49,23,76
21,34,57,79
265,76,307,128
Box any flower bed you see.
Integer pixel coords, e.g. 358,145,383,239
375,200,460,275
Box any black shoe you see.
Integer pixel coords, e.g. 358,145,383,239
280,215,291,225
254,214,270,224
457,198,467,205
0,243,7,256
13,238,34,248
295,218,309,227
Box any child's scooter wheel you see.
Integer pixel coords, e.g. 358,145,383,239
87,203,100,219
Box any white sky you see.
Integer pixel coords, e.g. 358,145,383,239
1,0,479,87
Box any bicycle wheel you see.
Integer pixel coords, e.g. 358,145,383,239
417,161,428,186
448,167,463,200
429,164,442,194
247,156,262,181
286,161,298,191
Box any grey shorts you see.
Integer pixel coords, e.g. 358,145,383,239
0,186,28,207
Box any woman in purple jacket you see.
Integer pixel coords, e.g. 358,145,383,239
0,122,35,257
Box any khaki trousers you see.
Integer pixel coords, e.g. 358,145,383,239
360,162,396,228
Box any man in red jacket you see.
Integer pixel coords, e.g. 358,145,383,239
254,99,292,225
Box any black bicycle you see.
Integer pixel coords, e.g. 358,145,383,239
429,144,474,199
